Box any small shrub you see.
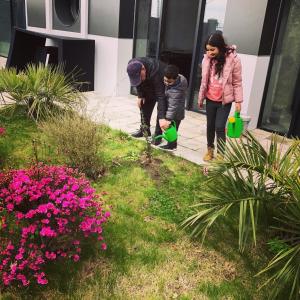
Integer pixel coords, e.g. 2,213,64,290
39,114,105,179
0,64,84,121
0,164,110,287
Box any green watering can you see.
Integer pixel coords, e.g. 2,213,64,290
227,111,244,138
155,121,177,142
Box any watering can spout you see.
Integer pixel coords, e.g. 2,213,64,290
155,134,164,140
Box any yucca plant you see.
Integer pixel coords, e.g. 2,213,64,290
183,131,300,299
0,64,85,121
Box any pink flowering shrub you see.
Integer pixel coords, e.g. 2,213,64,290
0,127,5,136
0,164,110,287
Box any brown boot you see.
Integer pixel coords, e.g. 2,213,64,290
203,147,214,162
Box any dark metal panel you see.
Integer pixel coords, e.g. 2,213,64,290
6,28,95,91
258,0,282,55
186,0,206,110
289,70,300,138
118,0,135,38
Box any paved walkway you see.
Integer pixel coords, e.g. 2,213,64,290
0,57,6,69
84,92,279,165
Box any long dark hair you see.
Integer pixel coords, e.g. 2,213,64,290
204,33,228,77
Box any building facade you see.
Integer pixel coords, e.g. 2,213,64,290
0,0,299,137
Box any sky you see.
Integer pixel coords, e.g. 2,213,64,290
150,0,229,29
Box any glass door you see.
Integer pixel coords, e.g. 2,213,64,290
188,0,229,112
259,0,300,136
158,0,200,83
0,0,12,57
133,0,163,59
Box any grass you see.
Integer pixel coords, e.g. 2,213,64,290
0,115,270,299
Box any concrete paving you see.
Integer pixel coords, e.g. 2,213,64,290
84,92,290,165
0,56,6,69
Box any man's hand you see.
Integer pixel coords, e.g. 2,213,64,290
137,98,145,109
235,102,241,112
159,119,171,131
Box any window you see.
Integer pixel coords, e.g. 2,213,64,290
191,0,228,112
0,0,12,57
260,0,300,134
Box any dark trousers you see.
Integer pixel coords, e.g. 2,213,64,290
206,99,232,153
167,120,181,147
140,97,162,136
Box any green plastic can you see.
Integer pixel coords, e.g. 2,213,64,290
227,111,244,138
155,120,178,142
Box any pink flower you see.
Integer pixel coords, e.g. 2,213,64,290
15,253,23,260
36,273,48,285
0,165,109,287
0,127,6,136
45,251,56,260
15,212,24,219
6,203,14,211
40,226,57,237
73,254,80,262
71,184,79,191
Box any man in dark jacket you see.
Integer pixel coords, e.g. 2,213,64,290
127,57,166,145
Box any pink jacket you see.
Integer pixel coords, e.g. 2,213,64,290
198,47,243,105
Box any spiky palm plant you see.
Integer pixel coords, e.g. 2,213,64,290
183,131,300,299
0,64,85,121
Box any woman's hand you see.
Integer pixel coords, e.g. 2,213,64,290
235,102,241,112
198,101,204,110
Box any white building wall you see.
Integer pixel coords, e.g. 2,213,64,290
233,54,270,129
25,0,133,97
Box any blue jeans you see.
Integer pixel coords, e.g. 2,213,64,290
206,99,232,153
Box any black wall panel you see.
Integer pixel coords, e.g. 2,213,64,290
7,28,95,91
119,0,135,38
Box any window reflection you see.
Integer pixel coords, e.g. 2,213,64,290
261,1,300,134
134,0,162,58
192,0,228,112
0,0,11,57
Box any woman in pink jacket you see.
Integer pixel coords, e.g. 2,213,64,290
198,33,243,161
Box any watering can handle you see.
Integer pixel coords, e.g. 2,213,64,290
155,121,176,140
234,111,240,118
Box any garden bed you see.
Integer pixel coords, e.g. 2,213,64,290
0,113,270,299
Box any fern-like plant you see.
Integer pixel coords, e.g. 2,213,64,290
183,131,300,299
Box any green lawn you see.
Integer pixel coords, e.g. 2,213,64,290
0,114,269,300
